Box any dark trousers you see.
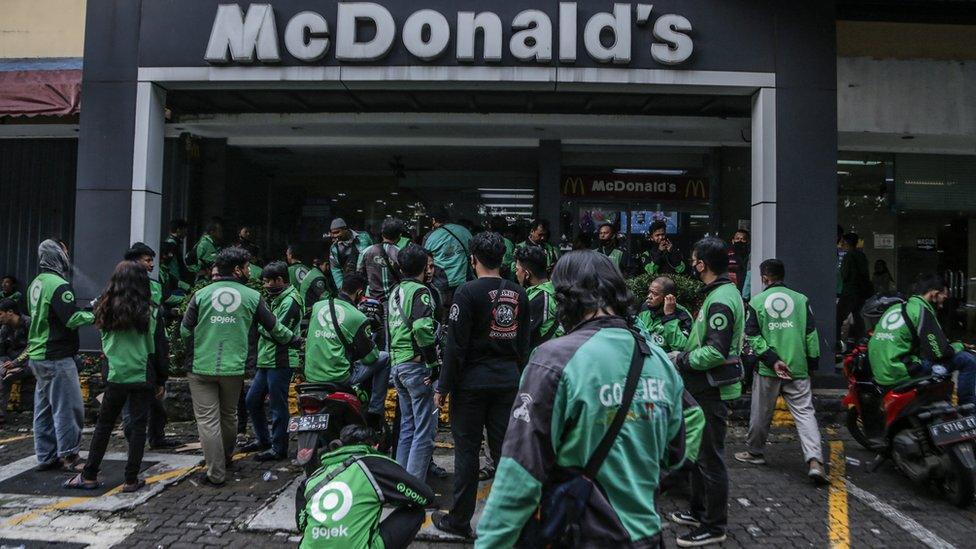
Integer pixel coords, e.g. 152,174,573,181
379,507,426,549
237,385,248,435
836,294,866,342
447,386,517,529
123,392,166,446
689,397,729,530
83,384,152,484
245,367,292,456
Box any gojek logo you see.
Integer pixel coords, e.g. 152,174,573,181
210,287,242,324
314,304,344,338
764,292,795,329
310,481,354,523
709,313,728,331
881,309,906,331
29,281,42,309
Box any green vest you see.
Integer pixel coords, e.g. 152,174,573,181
100,318,156,384
305,298,377,382
257,286,302,368
181,280,291,376
747,285,820,379
599,245,623,270
289,263,311,292
299,268,332,314
387,281,437,367
682,279,744,401
27,272,93,360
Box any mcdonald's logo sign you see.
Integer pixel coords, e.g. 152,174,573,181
684,179,708,199
561,173,710,201
563,176,587,196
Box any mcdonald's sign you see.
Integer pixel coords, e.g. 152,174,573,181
561,173,710,201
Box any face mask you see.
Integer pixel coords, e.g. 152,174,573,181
732,242,749,256
266,286,284,296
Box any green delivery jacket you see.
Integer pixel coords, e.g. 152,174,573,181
187,234,219,274
424,224,474,288
526,281,562,350
180,278,295,376
288,262,311,293
746,283,820,379
27,271,94,360
305,296,380,383
299,268,335,316
99,307,169,386
387,280,438,369
296,444,434,549
257,286,303,369
476,317,686,547
636,303,693,353
330,231,373,290
868,295,963,387
675,276,744,401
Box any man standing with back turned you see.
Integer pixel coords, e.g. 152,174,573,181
737,259,827,484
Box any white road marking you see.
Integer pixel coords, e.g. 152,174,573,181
845,480,956,549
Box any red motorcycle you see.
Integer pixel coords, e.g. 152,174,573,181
289,382,367,476
842,350,976,507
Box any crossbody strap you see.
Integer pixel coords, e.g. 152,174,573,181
584,333,645,478
328,297,354,363
302,454,363,530
440,226,474,278
901,301,919,352
378,244,402,284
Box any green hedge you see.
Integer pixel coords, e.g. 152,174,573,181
625,273,704,313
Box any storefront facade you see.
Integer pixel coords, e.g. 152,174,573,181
72,0,838,361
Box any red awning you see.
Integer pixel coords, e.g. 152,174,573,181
0,69,82,117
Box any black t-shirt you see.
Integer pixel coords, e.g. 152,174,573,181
439,277,530,393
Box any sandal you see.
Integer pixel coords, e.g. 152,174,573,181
63,473,102,490
122,479,146,493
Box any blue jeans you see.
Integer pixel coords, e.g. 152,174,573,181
392,361,436,480
29,358,84,463
350,351,391,415
245,367,293,456
952,351,976,407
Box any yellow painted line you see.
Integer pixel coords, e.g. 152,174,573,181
828,440,850,549
772,396,795,427
0,434,30,444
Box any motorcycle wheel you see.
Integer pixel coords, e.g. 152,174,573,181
846,408,875,451
942,447,976,508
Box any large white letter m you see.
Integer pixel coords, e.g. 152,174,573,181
205,3,281,63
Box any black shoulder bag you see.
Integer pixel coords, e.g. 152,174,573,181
328,297,354,365
519,334,646,547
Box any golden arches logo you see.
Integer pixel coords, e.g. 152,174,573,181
685,179,707,199
563,176,586,196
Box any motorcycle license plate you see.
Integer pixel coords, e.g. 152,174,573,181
288,414,330,433
928,416,976,446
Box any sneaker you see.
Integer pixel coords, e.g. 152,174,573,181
254,449,285,462
668,511,701,528
808,460,829,485
240,440,271,453
676,526,726,547
431,511,473,539
733,451,766,465
428,463,449,480
194,472,225,488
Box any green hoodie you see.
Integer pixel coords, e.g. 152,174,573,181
27,272,94,360
257,285,303,369
187,234,219,274
180,279,295,376
636,303,692,353
746,283,820,379
296,444,435,549
305,296,379,382
99,306,169,386
477,317,685,547
387,280,439,369
676,276,744,401
868,295,962,387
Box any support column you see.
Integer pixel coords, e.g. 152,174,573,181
750,88,776,299
538,140,561,232
130,82,167,254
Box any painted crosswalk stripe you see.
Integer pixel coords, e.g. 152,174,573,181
828,440,850,549
845,480,956,549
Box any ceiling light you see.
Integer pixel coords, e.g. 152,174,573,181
837,160,882,166
612,169,687,176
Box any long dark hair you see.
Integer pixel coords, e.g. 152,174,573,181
94,261,151,333
551,250,635,332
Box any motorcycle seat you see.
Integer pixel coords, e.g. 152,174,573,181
297,381,355,395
